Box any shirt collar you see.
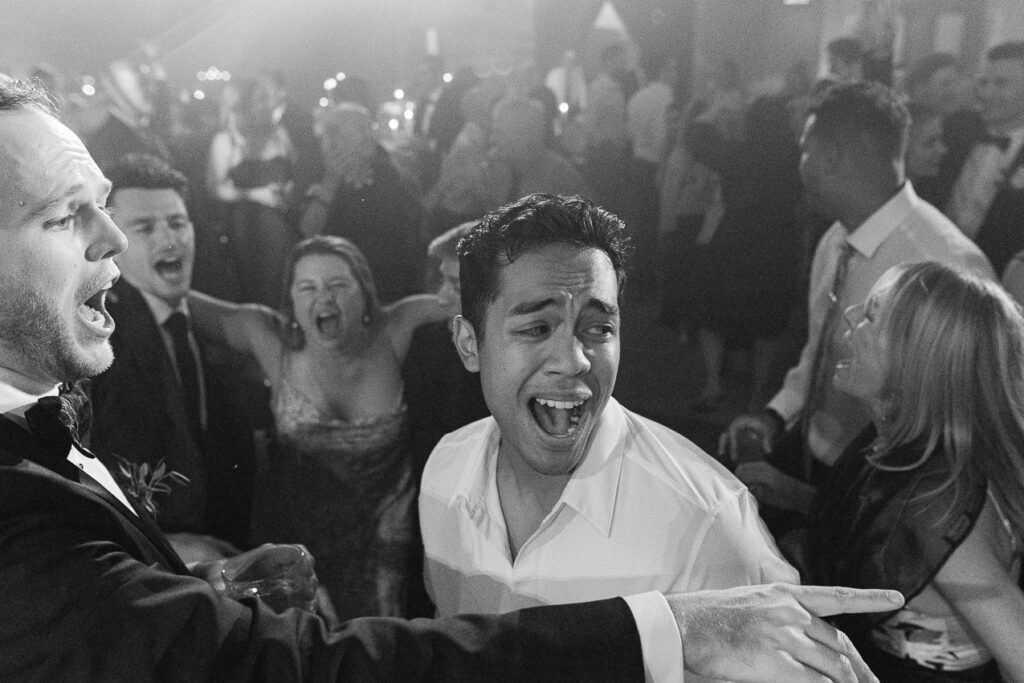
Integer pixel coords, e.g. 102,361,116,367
0,377,59,420
451,398,628,538
138,288,189,327
845,181,918,258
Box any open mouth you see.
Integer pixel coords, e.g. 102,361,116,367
153,256,185,278
315,312,341,337
529,397,588,437
79,286,113,333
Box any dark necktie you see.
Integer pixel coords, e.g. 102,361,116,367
163,312,202,439
802,240,855,473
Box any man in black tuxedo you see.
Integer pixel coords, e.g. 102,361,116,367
943,41,1024,277
0,77,897,681
90,153,262,559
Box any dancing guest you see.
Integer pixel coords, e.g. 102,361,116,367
207,77,298,307
721,82,992,535
779,262,1024,681
189,236,445,618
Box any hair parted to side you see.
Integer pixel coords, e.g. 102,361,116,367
0,77,56,115
279,235,382,350
457,193,630,340
870,261,1024,532
106,153,189,204
808,81,909,165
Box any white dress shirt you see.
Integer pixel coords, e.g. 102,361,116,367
0,379,136,514
627,80,673,164
768,182,994,464
421,398,797,682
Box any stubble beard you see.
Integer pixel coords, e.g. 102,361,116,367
0,283,112,385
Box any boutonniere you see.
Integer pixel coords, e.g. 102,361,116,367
114,456,190,517
1010,165,1024,191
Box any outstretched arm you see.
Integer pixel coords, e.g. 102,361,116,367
187,291,283,378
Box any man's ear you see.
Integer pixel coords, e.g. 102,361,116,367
453,315,480,372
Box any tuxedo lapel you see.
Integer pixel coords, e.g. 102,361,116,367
0,415,189,574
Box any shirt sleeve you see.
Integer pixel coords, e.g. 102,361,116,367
687,488,800,590
623,591,685,683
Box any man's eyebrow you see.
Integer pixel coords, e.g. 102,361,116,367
508,297,558,317
587,298,619,316
507,297,619,317
24,184,82,222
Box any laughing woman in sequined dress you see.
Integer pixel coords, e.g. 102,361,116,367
189,236,444,618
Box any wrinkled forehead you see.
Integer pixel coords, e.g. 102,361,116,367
0,108,101,206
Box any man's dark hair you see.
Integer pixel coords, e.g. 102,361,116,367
0,77,55,115
827,37,864,65
807,80,909,164
987,41,1024,66
904,52,959,96
457,193,629,339
106,153,189,204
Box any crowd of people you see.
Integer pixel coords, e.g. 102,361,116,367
0,27,1023,683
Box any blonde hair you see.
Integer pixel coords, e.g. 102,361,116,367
870,262,1024,533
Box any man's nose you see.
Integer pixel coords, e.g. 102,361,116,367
546,329,590,376
86,208,128,261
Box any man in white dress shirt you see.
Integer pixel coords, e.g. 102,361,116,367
420,194,799,671
722,81,992,524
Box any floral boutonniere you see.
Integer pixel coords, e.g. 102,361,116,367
1009,165,1024,191
113,457,190,517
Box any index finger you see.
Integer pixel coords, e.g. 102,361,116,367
793,585,904,617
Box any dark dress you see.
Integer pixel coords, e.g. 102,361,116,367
679,95,803,337
225,155,300,308
804,427,1004,681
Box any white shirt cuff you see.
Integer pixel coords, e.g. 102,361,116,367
623,592,684,683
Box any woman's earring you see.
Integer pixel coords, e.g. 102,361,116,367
362,311,372,326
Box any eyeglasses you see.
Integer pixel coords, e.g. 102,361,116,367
842,302,871,332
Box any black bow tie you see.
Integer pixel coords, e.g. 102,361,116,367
25,380,93,453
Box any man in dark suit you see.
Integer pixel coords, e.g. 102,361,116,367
942,41,1024,277
0,77,896,681
89,153,262,559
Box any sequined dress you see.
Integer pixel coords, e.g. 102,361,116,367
253,364,417,619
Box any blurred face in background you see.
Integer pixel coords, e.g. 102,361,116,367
976,57,1024,132
319,106,376,175
906,115,947,179
438,255,462,320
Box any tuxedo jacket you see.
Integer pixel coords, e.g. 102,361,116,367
90,279,261,548
0,417,644,681
935,111,1024,276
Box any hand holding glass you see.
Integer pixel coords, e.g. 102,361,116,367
220,544,318,613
